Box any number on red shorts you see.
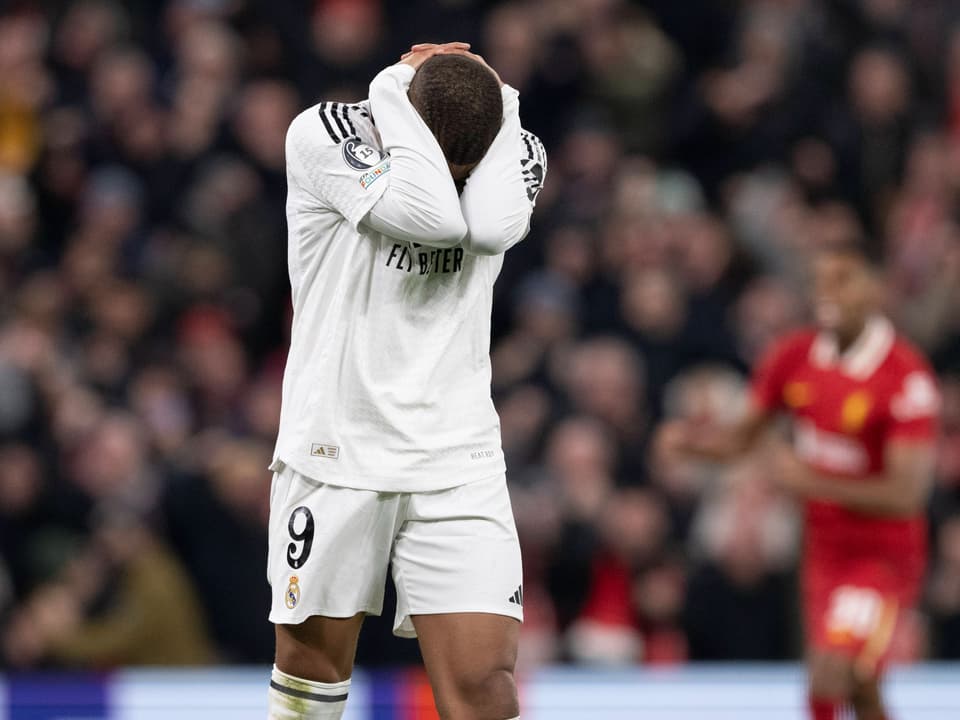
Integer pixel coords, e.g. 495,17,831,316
826,586,883,640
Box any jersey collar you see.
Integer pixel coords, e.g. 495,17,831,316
809,315,894,380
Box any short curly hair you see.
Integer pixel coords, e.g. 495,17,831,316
408,54,503,167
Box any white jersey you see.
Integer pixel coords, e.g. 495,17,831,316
273,64,546,492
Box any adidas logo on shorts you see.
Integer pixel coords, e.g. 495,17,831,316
508,586,523,606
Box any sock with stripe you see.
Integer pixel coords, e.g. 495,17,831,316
809,697,839,720
268,665,349,719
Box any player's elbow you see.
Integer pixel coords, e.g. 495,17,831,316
890,488,927,516
882,482,928,517
462,216,530,256
419,212,468,248
881,497,919,518
462,231,510,256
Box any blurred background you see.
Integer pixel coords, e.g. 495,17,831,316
1,0,960,714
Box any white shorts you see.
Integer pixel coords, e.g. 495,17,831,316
267,462,523,638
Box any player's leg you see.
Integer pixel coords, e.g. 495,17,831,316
275,614,365,682
806,572,900,720
849,611,897,720
391,474,524,719
266,463,401,720
807,649,855,719
851,675,887,720
804,561,856,719
413,612,520,720
270,614,364,719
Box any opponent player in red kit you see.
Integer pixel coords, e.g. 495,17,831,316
662,240,940,720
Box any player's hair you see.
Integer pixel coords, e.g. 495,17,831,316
408,54,503,167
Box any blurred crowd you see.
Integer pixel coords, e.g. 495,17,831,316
1,0,960,670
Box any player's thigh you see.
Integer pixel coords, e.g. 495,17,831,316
268,465,401,676
412,612,520,720
389,474,523,639
275,613,365,683
805,561,901,687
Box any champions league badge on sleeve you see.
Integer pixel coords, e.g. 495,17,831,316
285,575,301,609
342,137,382,170
358,159,390,189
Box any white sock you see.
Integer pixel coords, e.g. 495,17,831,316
268,665,350,719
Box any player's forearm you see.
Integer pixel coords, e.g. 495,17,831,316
459,86,531,255
796,472,922,517
364,187,465,246
366,64,466,247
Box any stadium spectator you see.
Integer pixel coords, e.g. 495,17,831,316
3,508,214,667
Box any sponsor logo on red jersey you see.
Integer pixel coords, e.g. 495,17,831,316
795,418,869,475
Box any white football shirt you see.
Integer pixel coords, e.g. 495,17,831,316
273,63,547,492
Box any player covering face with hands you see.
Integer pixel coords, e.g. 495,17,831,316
266,42,546,720
659,241,940,720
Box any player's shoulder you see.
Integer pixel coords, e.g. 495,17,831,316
883,333,941,420
287,101,377,150
885,333,935,378
764,327,819,364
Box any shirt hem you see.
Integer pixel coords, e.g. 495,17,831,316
273,454,507,493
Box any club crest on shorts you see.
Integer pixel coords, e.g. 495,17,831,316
285,575,301,609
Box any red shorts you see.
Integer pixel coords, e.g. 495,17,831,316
803,554,921,678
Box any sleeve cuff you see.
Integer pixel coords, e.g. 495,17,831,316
389,63,417,82
501,85,520,114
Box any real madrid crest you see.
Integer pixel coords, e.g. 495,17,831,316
285,575,301,609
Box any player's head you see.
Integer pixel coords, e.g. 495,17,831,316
408,53,503,182
811,239,882,340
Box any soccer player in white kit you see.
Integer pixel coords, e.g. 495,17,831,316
266,42,546,720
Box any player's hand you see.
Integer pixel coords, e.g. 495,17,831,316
437,48,504,87
399,43,504,87
769,442,812,497
399,42,471,70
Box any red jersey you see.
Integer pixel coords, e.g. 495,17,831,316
750,316,940,572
